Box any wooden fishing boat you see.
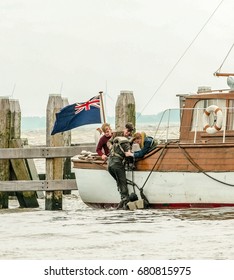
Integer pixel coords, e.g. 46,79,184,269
72,74,234,209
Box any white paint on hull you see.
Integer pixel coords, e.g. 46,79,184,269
74,169,234,205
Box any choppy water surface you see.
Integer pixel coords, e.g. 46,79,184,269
1,128,233,260
1,192,234,260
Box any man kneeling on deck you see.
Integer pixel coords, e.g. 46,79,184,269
126,132,157,159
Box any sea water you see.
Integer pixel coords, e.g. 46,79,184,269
2,196,234,260
1,127,234,260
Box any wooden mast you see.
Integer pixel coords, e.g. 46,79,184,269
99,91,106,123
214,72,234,77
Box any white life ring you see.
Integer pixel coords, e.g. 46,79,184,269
202,105,223,134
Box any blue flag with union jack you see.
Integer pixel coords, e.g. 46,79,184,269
51,95,102,135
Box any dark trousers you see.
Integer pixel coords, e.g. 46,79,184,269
108,158,129,201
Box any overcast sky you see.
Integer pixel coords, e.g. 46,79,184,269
1,0,234,117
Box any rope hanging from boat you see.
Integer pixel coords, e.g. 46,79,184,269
178,144,234,187
138,0,225,117
126,179,150,206
126,142,170,205
141,142,170,190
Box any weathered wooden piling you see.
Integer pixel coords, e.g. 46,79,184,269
0,97,10,208
46,94,64,210
115,90,136,130
9,99,39,208
9,99,21,139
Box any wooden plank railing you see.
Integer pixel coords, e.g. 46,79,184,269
0,180,77,191
0,144,95,159
0,144,96,192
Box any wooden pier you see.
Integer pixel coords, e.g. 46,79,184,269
0,95,95,210
0,91,135,210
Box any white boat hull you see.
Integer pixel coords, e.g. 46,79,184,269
74,168,234,208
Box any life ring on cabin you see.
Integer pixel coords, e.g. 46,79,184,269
202,105,223,134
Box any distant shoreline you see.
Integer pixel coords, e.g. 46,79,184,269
22,111,180,131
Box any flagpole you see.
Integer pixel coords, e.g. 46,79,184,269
99,91,106,123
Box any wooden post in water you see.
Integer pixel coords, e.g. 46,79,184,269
9,99,39,208
9,99,21,139
46,94,64,210
115,90,136,130
0,97,10,208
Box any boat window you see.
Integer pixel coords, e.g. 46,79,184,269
227,100,234,130
191,99,226,131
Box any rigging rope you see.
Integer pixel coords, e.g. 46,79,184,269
126,140,234,206
214,42,234,74
140,143,170,190
138,0,225,117
126,142,171,206
178,144,234,187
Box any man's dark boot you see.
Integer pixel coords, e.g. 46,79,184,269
116,197,129,210
116,200,125,210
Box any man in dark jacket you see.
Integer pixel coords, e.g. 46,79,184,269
107,122,134,150
108,136,132,209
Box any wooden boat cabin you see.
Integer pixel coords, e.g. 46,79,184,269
135,84,234,173
156,86,234,145
178,88,234,144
